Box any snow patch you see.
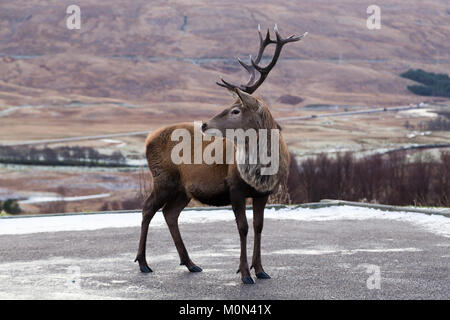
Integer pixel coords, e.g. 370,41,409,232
0,206,449,238
19,193,111,204
125,159,147,166
399,108,437,118
101,139,122,144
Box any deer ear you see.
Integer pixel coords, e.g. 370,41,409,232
235,88,259,111
227,89,239,100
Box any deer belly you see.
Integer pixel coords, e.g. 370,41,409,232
193,192,231,206
185,181,230,206
179,162,230,206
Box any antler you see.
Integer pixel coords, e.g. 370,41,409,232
217,24,307,94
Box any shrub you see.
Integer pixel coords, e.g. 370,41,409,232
400,69,450,97
287,151,450,207
407,85,432,96
0,146,127,166
422,117,450,131
2,199,21,214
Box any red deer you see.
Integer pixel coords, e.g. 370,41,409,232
135,25,307,284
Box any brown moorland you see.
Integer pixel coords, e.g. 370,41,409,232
0,0,449,213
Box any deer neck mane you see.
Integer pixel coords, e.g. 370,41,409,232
235,111,288,193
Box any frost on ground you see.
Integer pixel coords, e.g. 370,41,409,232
0,205,449,238
0,205,449,299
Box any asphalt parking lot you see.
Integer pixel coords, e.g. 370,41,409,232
0,208,448,299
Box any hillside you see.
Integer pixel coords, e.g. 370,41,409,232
1,0,450,214
0,1,449,143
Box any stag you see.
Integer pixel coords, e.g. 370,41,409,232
135,25,307,284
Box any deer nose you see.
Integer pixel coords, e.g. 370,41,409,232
201,123,208,132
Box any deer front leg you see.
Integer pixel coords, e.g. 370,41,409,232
230,190,253,284
252,195,270,279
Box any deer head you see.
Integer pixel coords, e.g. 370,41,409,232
202,25,307,136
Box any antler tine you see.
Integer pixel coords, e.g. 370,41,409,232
216,77,237,89
255,24,276,64
234,25,275,90
243,25,306,93
216,25,273,92
217,25,307,94
237,56,257,84
274,24,308,44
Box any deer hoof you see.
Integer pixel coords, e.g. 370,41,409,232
139,265,153,273
242,276,255,284
188,265,203,273
256,271,271,279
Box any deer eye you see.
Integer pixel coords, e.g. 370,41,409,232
231,109,240,115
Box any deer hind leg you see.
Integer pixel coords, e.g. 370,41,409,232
231,190,253,284
252,195,270,279
163,192,201,272
135,190,167,273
